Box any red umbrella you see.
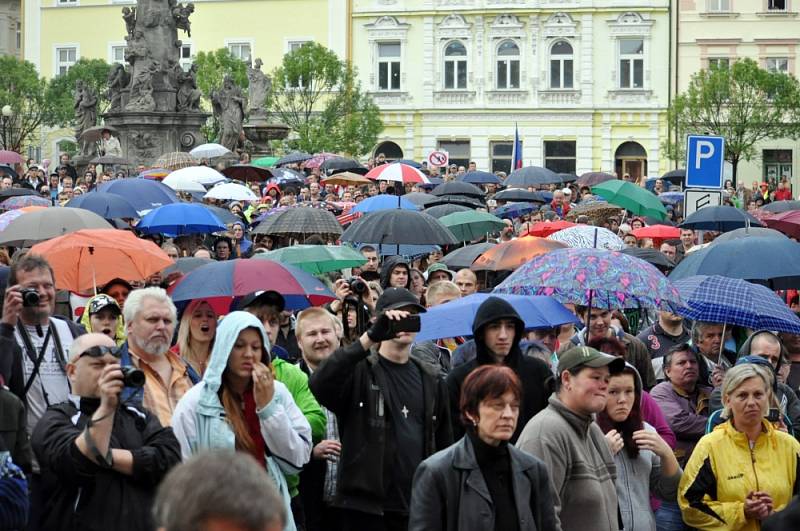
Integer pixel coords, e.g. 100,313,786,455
763,210,800,239
365,162,430,184
631,225,680,240
522,220,576,238
0,150,23,165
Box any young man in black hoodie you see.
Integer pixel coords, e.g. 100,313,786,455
445,296,553,443
379,256,411,290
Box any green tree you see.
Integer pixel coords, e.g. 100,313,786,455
0,56,49,152
269,42,383,156
44,58,112,128
193,48,248,141
663,58,800,184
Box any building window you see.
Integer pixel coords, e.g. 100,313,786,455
180,43,193,71
227,42,252,62
110,45,126,64
768,0,787,11
708,57,730,69
55,46,77,76
377,42,401,91
496,40,520,90
544,141,576,174
437,140,470,169
491,142,516,175
619,39,644,89
287,41,311,89
550,41,574,89
57,0,78,5
766,57,789,73
443,41,467,90
707,0,730,12
763,149,792,182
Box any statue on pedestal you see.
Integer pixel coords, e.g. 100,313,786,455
177,63,202,112
211,75,246,151
106,63,130,113
126,63,158,112
74,81,98,156
247,58,270,118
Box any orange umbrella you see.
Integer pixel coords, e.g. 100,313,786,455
471,236,568,271
523,220,576,238
30,228,174,293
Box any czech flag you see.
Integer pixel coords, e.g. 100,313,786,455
511,124,523,170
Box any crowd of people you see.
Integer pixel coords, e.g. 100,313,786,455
0,149,799,531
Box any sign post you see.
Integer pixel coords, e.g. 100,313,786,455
427,150,449,168
683,135,725,220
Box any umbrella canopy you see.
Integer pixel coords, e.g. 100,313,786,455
403,192,437,207
164,257,215,276
424,203,472,219
761,200,800,213
0,207,113,246
169,258,335,314
658,191,684,206
365,163,429,184
98,179,180,215
493,189,547,203
90,155,130,166
321,157,367,175
504,166,560,188
762,210,800,239
713,226,789,243
591,180,668,220
221,164,272,182
257,245,367,274
577,172,616,188
304,152,338,169
523,220,576,238
275,152,313,167
269,167,306,187
352,195,419,214
139,168,170,180
253,207,343,238
161,173,207,193
548,225,625,251
669,236,800,289
198,204,241,225
0,206,45,232
0,151,24,165
417,293,581,342
79,125,119,144
680,205,763,232
167,166,227,186
674,275,800,334
137,203,227,237
321,172,372,187
29,228,173,293
190,143,231,159
0,195,50,210
473,236,567,271
494,247,682,310
154,151,198,171
205,182,259,202
458,171,502,185
441,242,496,270
65,192,138,219
0,188,39,201
425,195,484,209
619,247,675,272
252,156,279,168
493,202,537,220
341,209,458,246
431,181,485,199
439,211,506,241
631,224,681,240
0,165,18,179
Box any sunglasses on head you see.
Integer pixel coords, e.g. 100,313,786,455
78,345,122,360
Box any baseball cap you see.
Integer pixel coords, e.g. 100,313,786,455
88,294,121,316
375,287,426,314
235,290,286,312
557,346,626,375
101,277,133,293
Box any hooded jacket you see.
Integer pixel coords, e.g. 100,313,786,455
171,312,312,531
380,255,411,290
80,294,126,346
445,297,553,443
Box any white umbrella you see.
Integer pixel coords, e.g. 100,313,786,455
168,166,227,186
204,182,259,201
548,225,625,251
162,173,207,193
190,143,231,159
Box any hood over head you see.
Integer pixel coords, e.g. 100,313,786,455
737,329,787,374
380,255,411,289
80,294,126,346
472,296,524,366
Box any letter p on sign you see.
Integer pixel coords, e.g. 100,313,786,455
685,135,725,189
694,140,715,169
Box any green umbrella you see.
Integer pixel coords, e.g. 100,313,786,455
255,244,366,274
439,211,506,242
252,156,279,168
591,180,668,221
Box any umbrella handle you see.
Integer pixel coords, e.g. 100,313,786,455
88,246,97,296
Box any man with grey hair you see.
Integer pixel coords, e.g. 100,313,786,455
692,321,735,387
119,287,197,427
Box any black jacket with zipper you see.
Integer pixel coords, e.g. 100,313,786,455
309,340,453,515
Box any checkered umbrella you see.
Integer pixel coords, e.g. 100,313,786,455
252,207,342,237
154,151,198,171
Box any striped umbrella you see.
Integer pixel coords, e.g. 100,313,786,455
139,168,170,180
548,225,625,251
154,151,198,171
365,163,430,184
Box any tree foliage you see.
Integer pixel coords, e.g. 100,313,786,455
193,48,249,142
44,58,112,128
663,58,800,183
268,42,383,156
0,56,49,153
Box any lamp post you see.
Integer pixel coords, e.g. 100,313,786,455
1,105,13,151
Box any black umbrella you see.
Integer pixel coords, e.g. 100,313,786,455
164,257,215,276
431,181,485,199
425,195,484,209
761,200,800,213
661,169,686,188
493,189,547,203
270,167,306,187
442,242,496,269
619,247,675,272
425,203,472,219
222,164,272,182
403,192,437,207
253,207,342,237
504,166,561,188
200,204,241,225
643,216,675,226
576,172,616,188
275,152,312,167
0,165,18,179
341,209,458,246
680,205,762,232
321,157,367,175
0,187,38,201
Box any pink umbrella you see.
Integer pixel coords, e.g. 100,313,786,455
304,152,338,169
0,150,23,165
365,162,430,184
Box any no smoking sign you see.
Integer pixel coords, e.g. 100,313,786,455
427,150,449,167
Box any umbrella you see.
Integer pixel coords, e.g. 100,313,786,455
253,207,342,238
504,166,561,188
431,181,485,199
0,208,39,232
591,180,668,220
369,243,440,257
0,165,18,179
352,195,419,214
472,236,567,272
167,166,227,186
256,245,367,275
424,203,472,219
169,258,335,314
79,125,118,143
190,143,231,159
658,191,684,206
0,188,41,201
0,195,50,210
674,275,800,334
619,247,675,272
90,155,130,166
321,157,367,175
322,172,372,187
164,257,215,276
713,227,789,243
761,200,800,213
0,207,113,246
669,236,800,289
161,173,207,193
341,209,458,247
137,203,227,237
269,167,306,187
252,156,279,168
576,172,616,188
631,225,681,240
139,168,171,180
98,179,180,215
494,202,536,220
304,152,338,169
680,205,763,232
439,211,506,241
221,164,272,182
493,189,547,203
661,168,686,183
762,210,800,239
65,192,138,219
275,152,313,167
0,151,23,165
523,220,576,238
201,204,242,225
29,228,173,293
441,242,496,270
402,192,437,207
417,293,581,342
494,247,682,310
154,151,198,171
205,182,259,202
458,171,502,185
548,226,625,251
366,163,429,184
425,195,484,209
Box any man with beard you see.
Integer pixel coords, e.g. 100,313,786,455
637,310,690,381
118,287,195,427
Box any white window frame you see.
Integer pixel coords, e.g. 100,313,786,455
618,38,645,89
377,41,402,92
108,41,126,65
53,43,79,76
549,40,574,89
443,40,468,90
56,0,78,6
766,57,789,73
286,39,313,89
179,41,193,71
707,0,731,12
496,39,521,90
225,39,253,63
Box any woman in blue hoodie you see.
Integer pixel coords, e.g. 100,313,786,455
171,312,312,531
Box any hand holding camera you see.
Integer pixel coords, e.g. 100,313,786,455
1,285,41,327
98,363,127,410
366,310,421,343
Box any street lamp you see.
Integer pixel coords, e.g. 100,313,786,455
1,105,13,151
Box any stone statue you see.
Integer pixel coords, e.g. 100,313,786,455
247,58,270,118
211,75,246,151
124,30,149,67
172,3,194,37
122,6,136,38
75,81,98,156
130,130,159,162
126,62,157,112
176,63,202,112
106,63,129,113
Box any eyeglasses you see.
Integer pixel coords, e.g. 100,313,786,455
77,345,122,359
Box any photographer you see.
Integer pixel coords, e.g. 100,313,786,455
30,333,181,531
309,287,452,530
328,276,374,345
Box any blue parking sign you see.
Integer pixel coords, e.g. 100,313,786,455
685,135,725,189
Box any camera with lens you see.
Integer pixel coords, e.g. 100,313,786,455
121,366,146,388
348,278,368,296
19,288,40,307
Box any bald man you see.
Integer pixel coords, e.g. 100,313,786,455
454,269,478,296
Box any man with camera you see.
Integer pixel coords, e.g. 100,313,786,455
309,287,452,530
30,333,181,531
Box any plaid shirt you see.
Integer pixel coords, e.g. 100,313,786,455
322,405,340,503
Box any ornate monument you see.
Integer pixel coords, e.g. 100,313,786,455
243,57,289,157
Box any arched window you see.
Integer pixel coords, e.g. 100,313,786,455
496,40,520,89
443,41,467,90
550,41,574,89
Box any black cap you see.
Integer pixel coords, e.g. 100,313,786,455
101,277,133,293
236,290,286,312
88,294,121,316
375,287,426,314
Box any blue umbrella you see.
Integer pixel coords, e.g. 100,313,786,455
679,205,762,232
137,203,227,237
658,192,684,205
66,192,139,219
494,202,536,219
351,194,419,214
674,275,800,334
458,171,502,185
98,178,180,215
418,293,580,342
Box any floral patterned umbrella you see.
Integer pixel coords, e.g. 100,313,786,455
0,195,51,210
493,247,682,310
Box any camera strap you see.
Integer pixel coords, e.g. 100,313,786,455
19,321,53,399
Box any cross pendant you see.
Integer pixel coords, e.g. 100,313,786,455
401,405,409,419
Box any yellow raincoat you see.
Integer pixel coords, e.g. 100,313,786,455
80,294,127,346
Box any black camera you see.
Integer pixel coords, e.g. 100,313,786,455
19,288,40,307
121,366,146,388
348,278,368,296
